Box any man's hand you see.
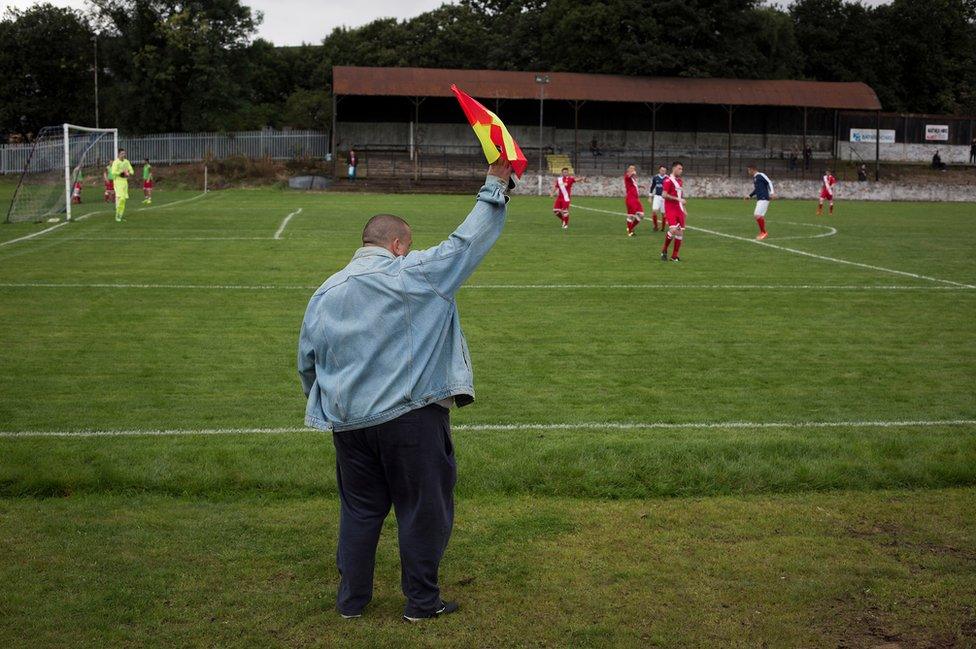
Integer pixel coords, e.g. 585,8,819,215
488,159,513,185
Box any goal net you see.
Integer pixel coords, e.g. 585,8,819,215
5,124,118,223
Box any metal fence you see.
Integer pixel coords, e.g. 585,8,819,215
0,129,330,175
342,144,840,183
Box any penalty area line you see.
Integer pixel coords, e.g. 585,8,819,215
1,419,974,438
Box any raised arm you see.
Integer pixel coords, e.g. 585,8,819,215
411,162,512,297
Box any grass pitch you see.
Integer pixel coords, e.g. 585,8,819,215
1,185,974,647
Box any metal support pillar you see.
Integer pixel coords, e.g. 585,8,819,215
726,105,735,177
331,94,340,177
875,110,881,181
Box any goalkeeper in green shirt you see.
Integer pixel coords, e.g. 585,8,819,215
110,148,134,222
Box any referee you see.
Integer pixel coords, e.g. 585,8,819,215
298,160,513,621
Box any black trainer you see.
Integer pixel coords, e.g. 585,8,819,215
402,601,459,622
671,256,681,262
660,252,668,261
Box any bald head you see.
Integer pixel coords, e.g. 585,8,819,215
362,213,412,256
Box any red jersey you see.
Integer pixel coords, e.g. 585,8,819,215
624,172,645,215
662,176,686,215
820,174,837,199
554,175,576,202
624,173,640,200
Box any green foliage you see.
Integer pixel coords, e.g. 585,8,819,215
93,0,261,132
0,0,975,137
791,0,976,113
0,4,96,137
281,88,331,130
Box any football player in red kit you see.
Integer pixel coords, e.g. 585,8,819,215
551,167,578,229
624,165,645,236
103,166,115,203
660,161,687,262
817,169,837,215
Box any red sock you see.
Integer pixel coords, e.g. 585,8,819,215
662,235,671,254
829,203,834,214
653,215,659,229
672,239,682,258
563,215,569,226
757,217,766,234
627,218,635,233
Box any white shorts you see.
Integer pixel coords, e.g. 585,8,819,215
754,200,769,217
651,195,664,213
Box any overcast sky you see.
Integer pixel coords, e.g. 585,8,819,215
1,0,892,46
0,0,448,44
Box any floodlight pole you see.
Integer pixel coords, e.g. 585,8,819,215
93,36,99,128
536,74,550,195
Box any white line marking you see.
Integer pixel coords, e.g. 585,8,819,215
0,282,303,291
693,214,837,240
2,419,973,438
574,204,975,289
691,223,975,288
136,192,209,212
462,284,973,291
274,207,303,240
0,192,209,248
773,221,838,240
73,237,276,241
0,222,70,247
0,281,972,292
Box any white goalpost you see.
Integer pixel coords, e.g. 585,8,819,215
5,123,118,223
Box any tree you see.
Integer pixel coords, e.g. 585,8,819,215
282,88,332,130
92,0,261,132
791,0,976,113
873,0,976,113
0,4,95,138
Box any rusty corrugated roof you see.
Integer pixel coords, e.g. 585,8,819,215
333,66,882,111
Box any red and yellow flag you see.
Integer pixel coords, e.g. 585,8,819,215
451,84,527,178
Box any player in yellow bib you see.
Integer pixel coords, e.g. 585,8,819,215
110,148,135,222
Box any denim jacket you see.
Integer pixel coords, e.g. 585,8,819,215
298,175,509,432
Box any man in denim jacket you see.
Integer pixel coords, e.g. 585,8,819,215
299,161,513,621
